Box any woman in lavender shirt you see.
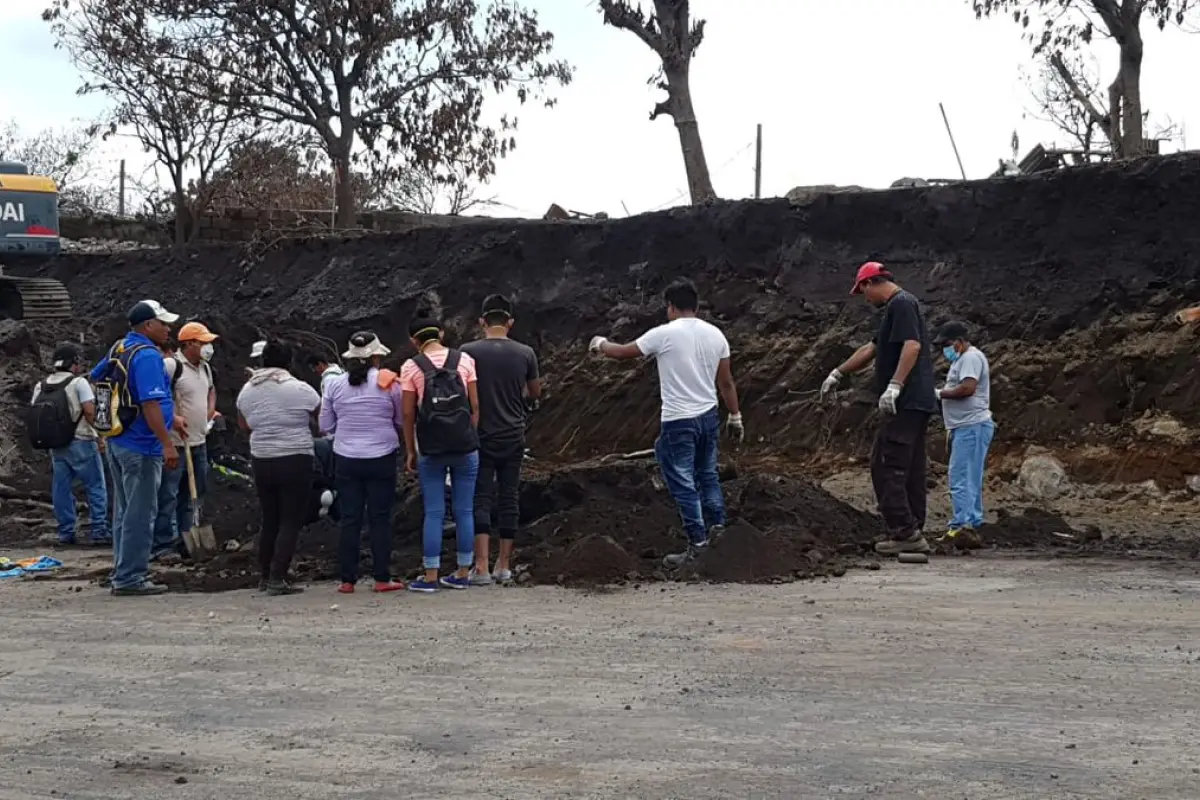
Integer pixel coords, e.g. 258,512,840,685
319,331,406,594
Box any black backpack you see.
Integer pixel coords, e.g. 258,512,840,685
26,378,81,450
413,350,478,456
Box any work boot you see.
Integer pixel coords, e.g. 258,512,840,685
708,524,727,542
111,581,168,597
874,531,932,556
937,525,972,543
663,541,708,569
265,580,304,596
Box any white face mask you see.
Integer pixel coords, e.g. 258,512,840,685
200,343,215,361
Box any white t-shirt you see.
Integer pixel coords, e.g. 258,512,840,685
165,355,214,447
236,372,320,459
635,317,730,422
31,373,97,441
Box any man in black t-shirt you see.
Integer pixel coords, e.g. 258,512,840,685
461,295,542,584
819,262,937,555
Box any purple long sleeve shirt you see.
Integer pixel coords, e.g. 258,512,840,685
319,367,404,459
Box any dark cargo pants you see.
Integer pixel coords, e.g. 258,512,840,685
869,410,930,538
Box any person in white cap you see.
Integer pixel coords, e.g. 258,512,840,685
245,340,267,379
89,299,180,596
319,330,406,594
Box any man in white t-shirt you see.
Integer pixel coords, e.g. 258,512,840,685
152,321,219,560
31,344,110,545
590,278,744,568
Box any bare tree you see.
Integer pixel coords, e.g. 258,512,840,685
598,0,714,204
366,157,496,215
973,0,1197,158
1027,51,1107,152
83,0,572,228
45,0,253,245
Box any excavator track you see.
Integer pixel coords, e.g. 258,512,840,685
0,273,73,320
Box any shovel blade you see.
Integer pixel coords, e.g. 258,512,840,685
184,525,218,561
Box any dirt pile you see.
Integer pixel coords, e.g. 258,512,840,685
521,461,882,586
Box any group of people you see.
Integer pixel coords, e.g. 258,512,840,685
35,264,992,598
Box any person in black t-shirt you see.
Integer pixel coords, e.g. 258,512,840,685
819,262,937,555
460,295,542,584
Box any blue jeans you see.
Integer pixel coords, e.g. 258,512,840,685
153,443,207,556
654,408,726,546
948,420,995,529
107,440,163,590
51,439,109,542
418,452,479,570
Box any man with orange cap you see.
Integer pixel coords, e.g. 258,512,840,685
152,321,220,560
820,262,937,555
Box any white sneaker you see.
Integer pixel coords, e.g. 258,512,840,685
318,490,334,519
493,568,513,583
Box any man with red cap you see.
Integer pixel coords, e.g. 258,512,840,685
820,262,937,555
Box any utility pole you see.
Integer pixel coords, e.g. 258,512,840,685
754,124,763,199
118,159,126,216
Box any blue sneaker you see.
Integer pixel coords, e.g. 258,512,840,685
439,574,470,590
408,578,438,593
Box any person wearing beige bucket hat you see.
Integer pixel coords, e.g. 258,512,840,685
319,331,406,593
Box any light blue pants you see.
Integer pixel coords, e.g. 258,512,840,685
948,420,995,529
107,440,163,590
418,452,479,570
51,439,109,543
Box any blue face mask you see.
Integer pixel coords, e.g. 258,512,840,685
942,346,960,363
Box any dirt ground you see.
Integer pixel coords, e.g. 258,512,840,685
2,558,1198,799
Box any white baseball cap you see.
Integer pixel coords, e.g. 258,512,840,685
250,340,267,358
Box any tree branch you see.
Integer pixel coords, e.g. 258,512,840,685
598,0,666,57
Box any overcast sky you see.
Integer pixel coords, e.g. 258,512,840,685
2,0,1197,218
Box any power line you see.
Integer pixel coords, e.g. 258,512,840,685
645,139,756,212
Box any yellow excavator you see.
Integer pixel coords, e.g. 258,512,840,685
0,162,72,320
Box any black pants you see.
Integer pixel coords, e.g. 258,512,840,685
869,410,930,537
473,438,524,539
336,452,397,583
252,454,313,581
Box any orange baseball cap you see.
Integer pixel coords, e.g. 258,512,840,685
178,322,219,343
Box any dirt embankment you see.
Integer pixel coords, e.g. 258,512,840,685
15,153,1200,482
4,154,1200,587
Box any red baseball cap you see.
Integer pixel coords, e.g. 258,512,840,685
850,261,892,295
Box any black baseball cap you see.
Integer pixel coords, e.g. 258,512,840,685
934,321,970,345
52,344,82,369
481,294,513,317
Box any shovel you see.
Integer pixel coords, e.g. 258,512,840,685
182,442,218,561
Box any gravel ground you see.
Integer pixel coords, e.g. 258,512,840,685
2,558,1199,799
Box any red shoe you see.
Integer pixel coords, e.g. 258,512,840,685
337,582,355,594
374,580,406,593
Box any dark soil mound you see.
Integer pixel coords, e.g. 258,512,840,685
522,461,882,587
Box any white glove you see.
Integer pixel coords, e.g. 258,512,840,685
725,412,744,443
934,387,943,401
878,381,902,415
820,368,843,400
589,336,608,354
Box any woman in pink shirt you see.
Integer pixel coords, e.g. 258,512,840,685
319,331,406,594
399,314,481,593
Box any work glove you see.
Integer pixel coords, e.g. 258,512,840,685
878,381,902,415
589,336,608,354
934,387,943,401
725,412,745,443
820,368,843,400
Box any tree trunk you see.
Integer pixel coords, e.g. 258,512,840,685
665,67,716,204
331,151,356,229
1117,30,1145,157
171,176,188,247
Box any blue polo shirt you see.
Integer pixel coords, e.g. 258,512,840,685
90,332,174,457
